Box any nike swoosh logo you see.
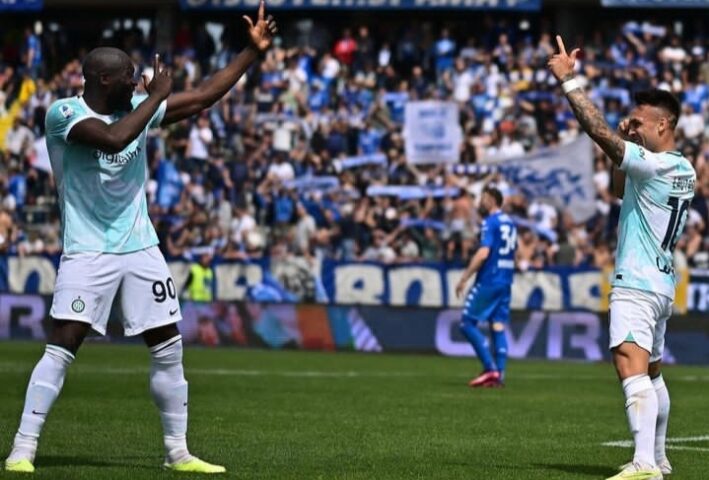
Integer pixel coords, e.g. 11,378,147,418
169,309,178,316
32,410,46,415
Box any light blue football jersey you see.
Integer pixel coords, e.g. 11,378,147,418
613,141,696,300
45,95,166,254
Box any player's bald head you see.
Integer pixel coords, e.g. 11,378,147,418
82,47,132,81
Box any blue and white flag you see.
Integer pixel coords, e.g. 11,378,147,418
510,216,558,243
334,153,387,172
449,164,497,176
401,218,447,231
452,136,596,223
404,101,462,165
285,176,340,192
366,185,461,200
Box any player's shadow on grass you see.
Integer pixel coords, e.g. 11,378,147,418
535,462,615,477
38,455,156,469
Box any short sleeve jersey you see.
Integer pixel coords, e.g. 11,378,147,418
475,211,517,287
613,141,696,300
45,95,166,254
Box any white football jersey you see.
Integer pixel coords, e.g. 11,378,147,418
613,141,696,300
45,95,166,254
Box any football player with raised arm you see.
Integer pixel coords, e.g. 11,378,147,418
5,2,276,474
549,35,696,480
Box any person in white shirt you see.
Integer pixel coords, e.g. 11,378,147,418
361,230,396,263
230,203,256,247
527,200,558,232
452,58,475,103
185,114,213,173
5,117,35,161
267,154,295,182
676,103,704,141
294,203,316,255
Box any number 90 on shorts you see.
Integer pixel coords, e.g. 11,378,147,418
50,246,182,336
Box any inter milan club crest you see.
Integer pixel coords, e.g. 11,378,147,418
71,296,85,314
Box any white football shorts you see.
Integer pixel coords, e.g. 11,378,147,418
609,286,672,362
50,246,182,336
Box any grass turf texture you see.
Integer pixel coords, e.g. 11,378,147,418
1,342,708,479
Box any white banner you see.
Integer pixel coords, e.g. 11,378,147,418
489,135,596,223
404,101,462,165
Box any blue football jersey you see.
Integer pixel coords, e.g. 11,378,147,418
474,212,517,287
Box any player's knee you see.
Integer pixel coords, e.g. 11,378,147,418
491,322,506,332
143,323,181,348
612,345,649,380
48,319,90,355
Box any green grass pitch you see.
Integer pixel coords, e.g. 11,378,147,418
1,342,708,479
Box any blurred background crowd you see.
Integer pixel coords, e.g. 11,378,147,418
0,12,707,273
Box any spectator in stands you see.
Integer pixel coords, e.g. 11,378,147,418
333,28,357,67
0,206,15,253
5,117,35,164
185,114,213,174
22,26,42,79
434,28,457,76
361,229,396,263
0,14,706,275
294,202,316,256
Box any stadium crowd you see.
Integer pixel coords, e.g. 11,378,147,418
1,15,707,274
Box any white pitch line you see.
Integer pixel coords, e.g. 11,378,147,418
602,440,633,448
0,364,423,378
0,363,708,382
667,435,709,443
603,435,709,452
0,364,617,379
667,446,709,452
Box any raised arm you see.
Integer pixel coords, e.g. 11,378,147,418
161,0,277,126
548,35,625,166
69,54,172,153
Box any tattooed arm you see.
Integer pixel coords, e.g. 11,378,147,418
564,87,625,165
548,36,626,166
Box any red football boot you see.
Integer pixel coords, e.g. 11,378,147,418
468,370,501,388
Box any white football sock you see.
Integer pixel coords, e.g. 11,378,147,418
652,374,670,462
622,374,658,468
149,335,191,464
8,344,75,462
